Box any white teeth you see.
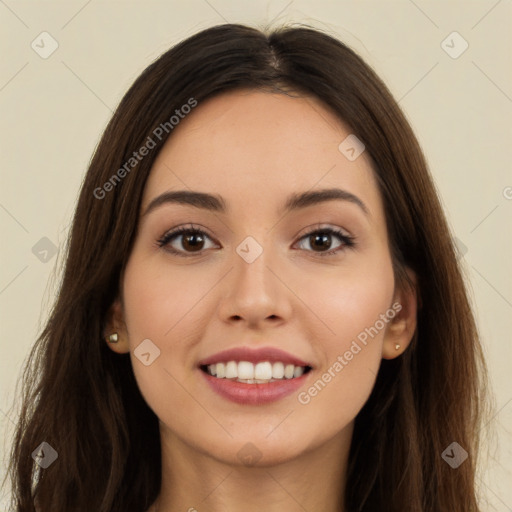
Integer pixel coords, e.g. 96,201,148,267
272,362,284,379
254,362,272,380
236,378,278,384
216,362,226,378
225,361,237,379
238,361,254,380
204,360,308,382
284,364,295,379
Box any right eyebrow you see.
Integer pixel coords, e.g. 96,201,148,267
142,190,226,217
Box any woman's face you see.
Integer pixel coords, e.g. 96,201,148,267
110,90,410,466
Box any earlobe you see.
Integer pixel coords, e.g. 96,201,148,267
103,298,130,354
382,269,418,360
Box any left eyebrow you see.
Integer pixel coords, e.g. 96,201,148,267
142,187,370,217
282,188,369,216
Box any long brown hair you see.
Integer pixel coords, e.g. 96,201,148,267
4,23,489,511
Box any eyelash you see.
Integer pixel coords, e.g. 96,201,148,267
156,224,356,258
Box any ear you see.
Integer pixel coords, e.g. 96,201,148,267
382,268,418,360
103,297,130,354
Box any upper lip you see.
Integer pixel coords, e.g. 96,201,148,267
198,346,312,368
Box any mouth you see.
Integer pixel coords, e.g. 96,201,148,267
199,363,312,405
199,361,313,384
197,346,314,404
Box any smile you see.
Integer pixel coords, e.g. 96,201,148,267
200,361,312,383
197,345,313,404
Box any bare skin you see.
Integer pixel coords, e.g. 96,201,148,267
106,90,417,512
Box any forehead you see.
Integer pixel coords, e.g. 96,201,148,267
142,90,382,219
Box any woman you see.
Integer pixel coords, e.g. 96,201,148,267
5,23,488,511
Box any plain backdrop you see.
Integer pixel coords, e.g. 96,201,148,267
0,1,511,510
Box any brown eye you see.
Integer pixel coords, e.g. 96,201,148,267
157,226,217,257
308,232,333,251
180,232,205,252
295,227,355,257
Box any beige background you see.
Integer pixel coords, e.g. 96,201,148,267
0,1,511,510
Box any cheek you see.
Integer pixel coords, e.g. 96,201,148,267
120,250,227,408
327,275,395,352
120,253,201,396
121,252,209,343
300,249,395,348
295,256,395,418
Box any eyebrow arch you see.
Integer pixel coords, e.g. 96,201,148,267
284,188,369,216
142,187,369,217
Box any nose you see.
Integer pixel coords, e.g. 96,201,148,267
216,243,293,329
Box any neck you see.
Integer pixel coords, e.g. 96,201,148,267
152,423,353,512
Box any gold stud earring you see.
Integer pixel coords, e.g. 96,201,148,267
395,344,401,350
106,333,119,343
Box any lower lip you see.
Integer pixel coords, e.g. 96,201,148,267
200,369,310,405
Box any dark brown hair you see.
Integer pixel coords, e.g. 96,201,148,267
4,23,489,511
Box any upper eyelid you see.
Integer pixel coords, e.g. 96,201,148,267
295,223,352,239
